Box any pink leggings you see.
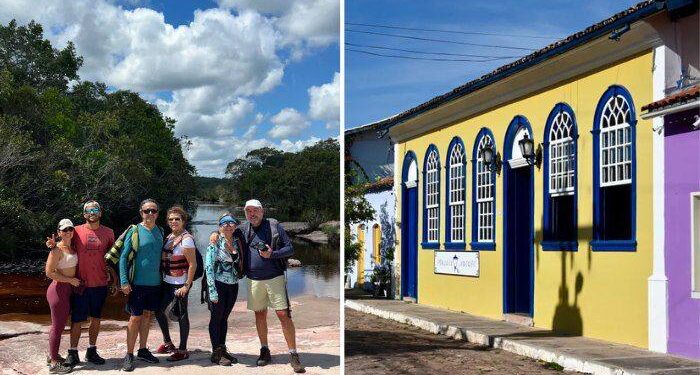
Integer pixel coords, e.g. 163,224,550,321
46,281,72,361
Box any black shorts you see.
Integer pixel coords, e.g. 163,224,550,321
71,286,108,322
127,285,161,316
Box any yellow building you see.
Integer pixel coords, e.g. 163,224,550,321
385,2,695,350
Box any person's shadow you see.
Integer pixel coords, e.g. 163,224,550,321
551,251,584,336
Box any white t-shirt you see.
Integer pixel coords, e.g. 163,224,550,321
163,235,196,285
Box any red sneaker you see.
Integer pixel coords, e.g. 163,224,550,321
156,342,176,354
167,350,189,362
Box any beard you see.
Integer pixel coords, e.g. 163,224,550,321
86,216,100,224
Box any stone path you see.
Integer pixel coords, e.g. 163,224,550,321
0,295,340,375
345,296,700,375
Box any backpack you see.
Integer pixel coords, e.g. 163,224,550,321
161,232,205,282
240,218,288,271
104,224,163,284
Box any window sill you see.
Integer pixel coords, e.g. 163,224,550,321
589,239,637,251
444,242,466,250
541,240,578,251
470,241,495,251
421,242,440,249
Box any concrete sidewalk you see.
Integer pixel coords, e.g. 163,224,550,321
345,297,700,375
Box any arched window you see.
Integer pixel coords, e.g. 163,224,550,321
446,137,466,248
543,103,578,250
422,145,440,248
592,85,637,251
471,128,497,250
372,223,381,264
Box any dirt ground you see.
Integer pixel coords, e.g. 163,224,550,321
345,308,571,375
0,295,340,375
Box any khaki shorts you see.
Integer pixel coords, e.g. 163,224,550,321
247,275,289,312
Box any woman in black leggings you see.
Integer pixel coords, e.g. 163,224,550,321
204,213,243,366
155,206,197,361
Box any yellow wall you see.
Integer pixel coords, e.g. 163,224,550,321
357,224,365,285
395,51,654,348
373,224,381,264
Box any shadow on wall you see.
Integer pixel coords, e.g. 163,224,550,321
534,223,593,336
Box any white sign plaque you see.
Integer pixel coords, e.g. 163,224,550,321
434,251,479,277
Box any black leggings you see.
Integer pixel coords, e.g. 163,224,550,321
155,283,190,350
209,281,239,348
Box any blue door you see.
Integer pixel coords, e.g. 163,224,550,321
503,117,535,317
402,185,418,299
504,165,534,315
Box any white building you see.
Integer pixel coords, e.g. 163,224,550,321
346,120,396,292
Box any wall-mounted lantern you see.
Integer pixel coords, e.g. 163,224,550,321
479,144,502,175
518,133,543,169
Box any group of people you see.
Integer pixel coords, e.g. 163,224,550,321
44,198,305,373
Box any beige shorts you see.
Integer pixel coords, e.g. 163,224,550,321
247,275,289,312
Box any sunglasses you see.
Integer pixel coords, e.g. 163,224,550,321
84,208,100,215
168,217,182,222
60,227,74,233
142,209,158,215
219,221,236,227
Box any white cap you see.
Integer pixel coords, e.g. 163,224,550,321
58,219,75,230
244,199,263,209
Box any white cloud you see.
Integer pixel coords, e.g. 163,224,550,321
0,0,337,176
214,0,292,15
276,0,339,48
268,108,309,138
308,72,339,130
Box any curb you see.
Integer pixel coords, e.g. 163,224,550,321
345,299,678,375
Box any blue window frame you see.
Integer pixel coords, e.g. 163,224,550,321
422,144,440,249
542,103,579,251
591,85,637,251
445,137,467,249
471,128,497,251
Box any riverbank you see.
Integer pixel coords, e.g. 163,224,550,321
0,294,339,374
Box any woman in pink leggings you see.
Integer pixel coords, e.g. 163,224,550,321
45,219,81,374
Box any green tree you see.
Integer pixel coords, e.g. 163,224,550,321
0,20,196,260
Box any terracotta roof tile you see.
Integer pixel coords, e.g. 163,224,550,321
641,85,700,111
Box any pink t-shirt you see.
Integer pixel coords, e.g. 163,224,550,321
74,224,115,287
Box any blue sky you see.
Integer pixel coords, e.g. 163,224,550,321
345,0,640,128
1,0,339,177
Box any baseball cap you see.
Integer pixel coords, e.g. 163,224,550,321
58,219,75,230
244,199,263,209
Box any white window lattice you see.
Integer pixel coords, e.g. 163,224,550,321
449,143,465,242
476,136,494,242
549,111,576,196
425,150,440,242
600,95,632,187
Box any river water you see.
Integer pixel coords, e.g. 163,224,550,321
0,203,339,324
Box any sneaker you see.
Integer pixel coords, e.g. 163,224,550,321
136,348,159,364
210,346,231,366
221,346,238,364
122,353,135,372
156,342,176,354
256,346,272,366
290,352,306,373
85,346,105,365
46,355,65,366
166,350,189,362
48,362,73,374
64,349,80,367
